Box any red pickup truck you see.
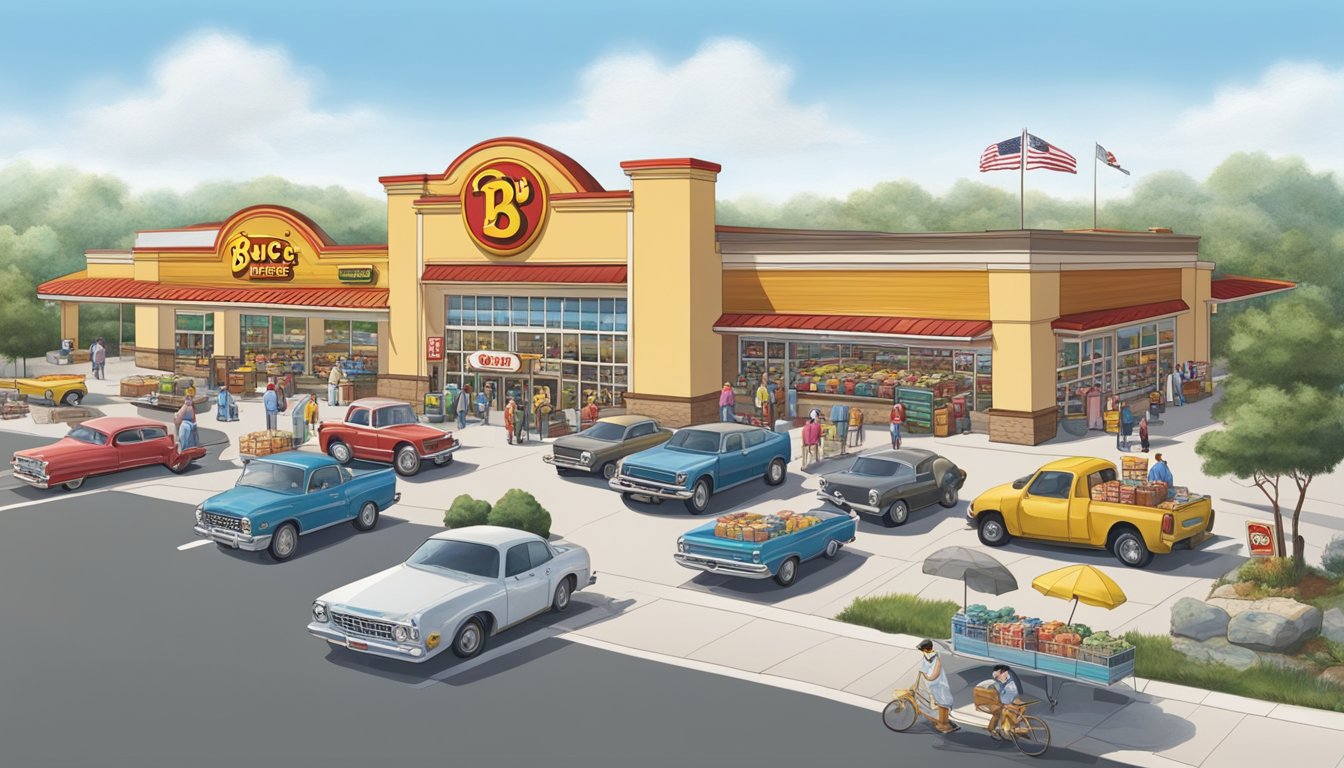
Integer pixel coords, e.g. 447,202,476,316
11,416,207,490
317,398,458,476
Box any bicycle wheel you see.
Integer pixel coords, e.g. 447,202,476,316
1011,715,1051,757
882,699,918,732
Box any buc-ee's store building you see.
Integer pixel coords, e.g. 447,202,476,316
38,137,1293,444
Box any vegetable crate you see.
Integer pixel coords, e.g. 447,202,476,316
951,614,990,657
1076,646,1135,685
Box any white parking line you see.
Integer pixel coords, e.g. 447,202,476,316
0,490,100,513
176,540,212,551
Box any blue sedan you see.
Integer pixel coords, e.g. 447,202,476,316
608,423,791,514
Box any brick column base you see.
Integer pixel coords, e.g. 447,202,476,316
623,391,720,428
377,374,431,412
987,406,1058,446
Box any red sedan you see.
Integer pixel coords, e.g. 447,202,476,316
317,398,458,476
11,416,208,491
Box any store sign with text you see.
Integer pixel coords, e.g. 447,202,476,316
228,232,299,281
467,350,521,373
426,336,444,361
338,265,377,284
461,159,548,257
1246,521,1277,558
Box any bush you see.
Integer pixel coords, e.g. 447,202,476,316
836,594,960,640
1324,535,1344,579
488,488,551,538
443,494,491,529
1237,557,1308,589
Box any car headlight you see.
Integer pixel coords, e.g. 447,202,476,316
580,451,593,465
312,601,329,623
195,505,203,524
818,477,828,490
393,625,410,643
615,459,625,476
677,536,686,553
752,550,762,563
675,472,687,485
868,489,880,505
240,517,252,535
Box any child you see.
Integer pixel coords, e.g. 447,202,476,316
1139,415,1150,453
304,395,320,440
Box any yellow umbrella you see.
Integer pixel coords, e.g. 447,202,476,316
1031,564,1127,624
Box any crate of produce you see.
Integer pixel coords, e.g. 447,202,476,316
1135,484,1164,507
987,642,1037,667
1119,485,1137,504
1089,484,1106,501
951,614,990,657
973,685,1000,714
1035,640,1079,676
1121,456,1148,471
119,376,159,398
1077,645,1135,685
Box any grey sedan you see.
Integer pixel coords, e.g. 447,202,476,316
816,448,966,526
544,415,673,480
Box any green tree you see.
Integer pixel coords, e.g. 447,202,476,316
0,268,60,376
1196,289,1344,566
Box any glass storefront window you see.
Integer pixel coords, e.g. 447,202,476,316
581,299,598,331
516,332,544,356
580,334,599,363
562,299,579,329
615,299,628,332
1117,326,1139,352
448,296,462,326
493,297,508,326
530,297,545,328
461,296,476,326
174,312,214,359
1158,318,1175,345
1141,323,1158,348
613,337,628,364
547,298,563,329
599,299,615,332
600,337,614,363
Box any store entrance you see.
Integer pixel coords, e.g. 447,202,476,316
532,375,567,437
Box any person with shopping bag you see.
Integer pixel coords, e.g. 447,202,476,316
174,396,198,449
475,387,489,425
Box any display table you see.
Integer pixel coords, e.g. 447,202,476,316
228,369,259,396
1181,379,1204,403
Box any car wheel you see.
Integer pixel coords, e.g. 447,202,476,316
353,501,379,532
451,616,487,659
939,482,959,508
1112,530,1153,568
684,478,712,515
823,539,841,559
552,578,573,612
765,457,786,486
327,441,352,465
268,522,298,561
977,513,1011,547
61,390,83,406
774,556,800,587
433,454,453,466
62,477,86,491
394,445,421,476
883,500,910,527
601,462,617,481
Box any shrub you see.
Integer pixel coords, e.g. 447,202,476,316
444,494,491,529
488,488,552,538
836,594,960,640
1237,557,1308,590
1324,535,1344,579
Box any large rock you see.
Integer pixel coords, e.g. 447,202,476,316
1171,637,1260,671
1208,595,1312,620
1227,601,1323,652
1322,667,1344,688
1171,597,1231,641
1323,608,1344,645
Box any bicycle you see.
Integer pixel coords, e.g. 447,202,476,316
882,679,1052,757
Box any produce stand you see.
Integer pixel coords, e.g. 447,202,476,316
133,375,211,411
119,376,159,398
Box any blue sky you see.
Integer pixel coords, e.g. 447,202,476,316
3,0,1342,201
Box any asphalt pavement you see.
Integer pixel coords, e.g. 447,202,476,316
0,477,1125,768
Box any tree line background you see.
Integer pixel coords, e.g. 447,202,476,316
0,150,1340,374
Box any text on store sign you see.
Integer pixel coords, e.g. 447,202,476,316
228,233,299,280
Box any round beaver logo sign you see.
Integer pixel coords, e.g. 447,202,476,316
461,160,549,256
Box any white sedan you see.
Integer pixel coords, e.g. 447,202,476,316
307,526,595,662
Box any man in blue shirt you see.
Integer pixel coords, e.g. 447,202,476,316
1148,453,1174,491
987,664,1023,739
263,383,279,431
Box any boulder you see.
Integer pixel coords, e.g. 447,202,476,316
1227,601,1323,652
1171,597,1231,641
1322,667,1344,688
1209,584,1243,600
1171,637,1259,671
1323,608,1344,645
1208,595,1314,621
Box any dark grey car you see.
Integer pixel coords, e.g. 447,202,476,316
544,415,673,480
815,448,966,527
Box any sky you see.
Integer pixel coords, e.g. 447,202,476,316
2,0,1342,204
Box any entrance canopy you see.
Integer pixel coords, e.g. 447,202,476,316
37,276,389,315
1210,276,1296,304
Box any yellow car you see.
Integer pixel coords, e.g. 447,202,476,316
0,375,89,406
968,457,1214,568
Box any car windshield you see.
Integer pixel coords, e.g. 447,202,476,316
407,539,500,579
236,462,304,494
850,457,903,477
666,429,720,453
375,405,419,428
579,422,625,441
66,426,108,446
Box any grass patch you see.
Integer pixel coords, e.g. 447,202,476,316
836,594,960,639
1223,557,1344,611
1126,632,1344,713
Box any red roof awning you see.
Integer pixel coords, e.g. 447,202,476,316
1052,299,1187,332
36,277,388,311
713,313,992,341
422,264,627,284
1211,276,1296,302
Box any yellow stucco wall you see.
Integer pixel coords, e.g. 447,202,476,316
420,204,628,265
134,305,158,349
724,269,989,318
989,270,1060,413
385,189,424,378
1176,267,1213,364
85,262,134,279
60,303,79,344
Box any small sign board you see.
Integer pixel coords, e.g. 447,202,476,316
1246,521,1277,558
467,350,521,373
426,336,444,361
337,265,377,284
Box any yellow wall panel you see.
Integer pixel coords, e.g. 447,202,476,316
1059,269,1181,315
723,270,989,319
421,207,628,265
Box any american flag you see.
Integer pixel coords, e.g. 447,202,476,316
979,136,1022,172
1026,134,1077,174
1096,143,1131,175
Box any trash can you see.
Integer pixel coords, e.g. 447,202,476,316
291,394,312,446
338,381,355,405
424,391,445,423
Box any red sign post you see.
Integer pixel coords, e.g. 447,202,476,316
426,336,444,362
1246,521,1277,558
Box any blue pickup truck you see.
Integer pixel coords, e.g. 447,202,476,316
194,452,400,561
673,507,858,587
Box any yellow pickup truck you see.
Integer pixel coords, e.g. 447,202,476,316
0,375,88,406
968,457,1214,568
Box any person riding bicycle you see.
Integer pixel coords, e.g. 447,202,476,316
916,639,959,734
986,664,1024,740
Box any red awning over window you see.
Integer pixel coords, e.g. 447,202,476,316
1211,276,1296,302
36,276,388,310
713,313,992,340
422,264,627,283
1052,299,1188,332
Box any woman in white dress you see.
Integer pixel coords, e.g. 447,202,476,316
917,639,959,733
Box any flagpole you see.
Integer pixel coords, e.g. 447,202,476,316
1093,142,1099,230
1020,127,1027,229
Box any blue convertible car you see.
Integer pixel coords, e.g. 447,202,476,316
608,423,791,514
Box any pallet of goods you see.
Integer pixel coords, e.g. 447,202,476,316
712,511,820,542
1121,456,1148,481
951,607,1135,684
238,429,295,459
119,376,159,398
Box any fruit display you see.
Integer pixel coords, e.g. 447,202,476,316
791,363,966,399
957,607,1131,660
713,510,820,542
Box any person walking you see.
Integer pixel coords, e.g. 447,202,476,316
719,382,736,423
1138,414,1150,453
90,338,106,380
754,377,770,428
801,414,821,469
581,397,599,429
1167,365,1186,407
263,382,279,431
327,360,344,406
1118,402,1135,451
475,387,489,425
890,397,907,449
304,393,319,439
174,396,197,449
916,639,959,734
455,384,468,430
513,396,527,444
534,386,552,440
